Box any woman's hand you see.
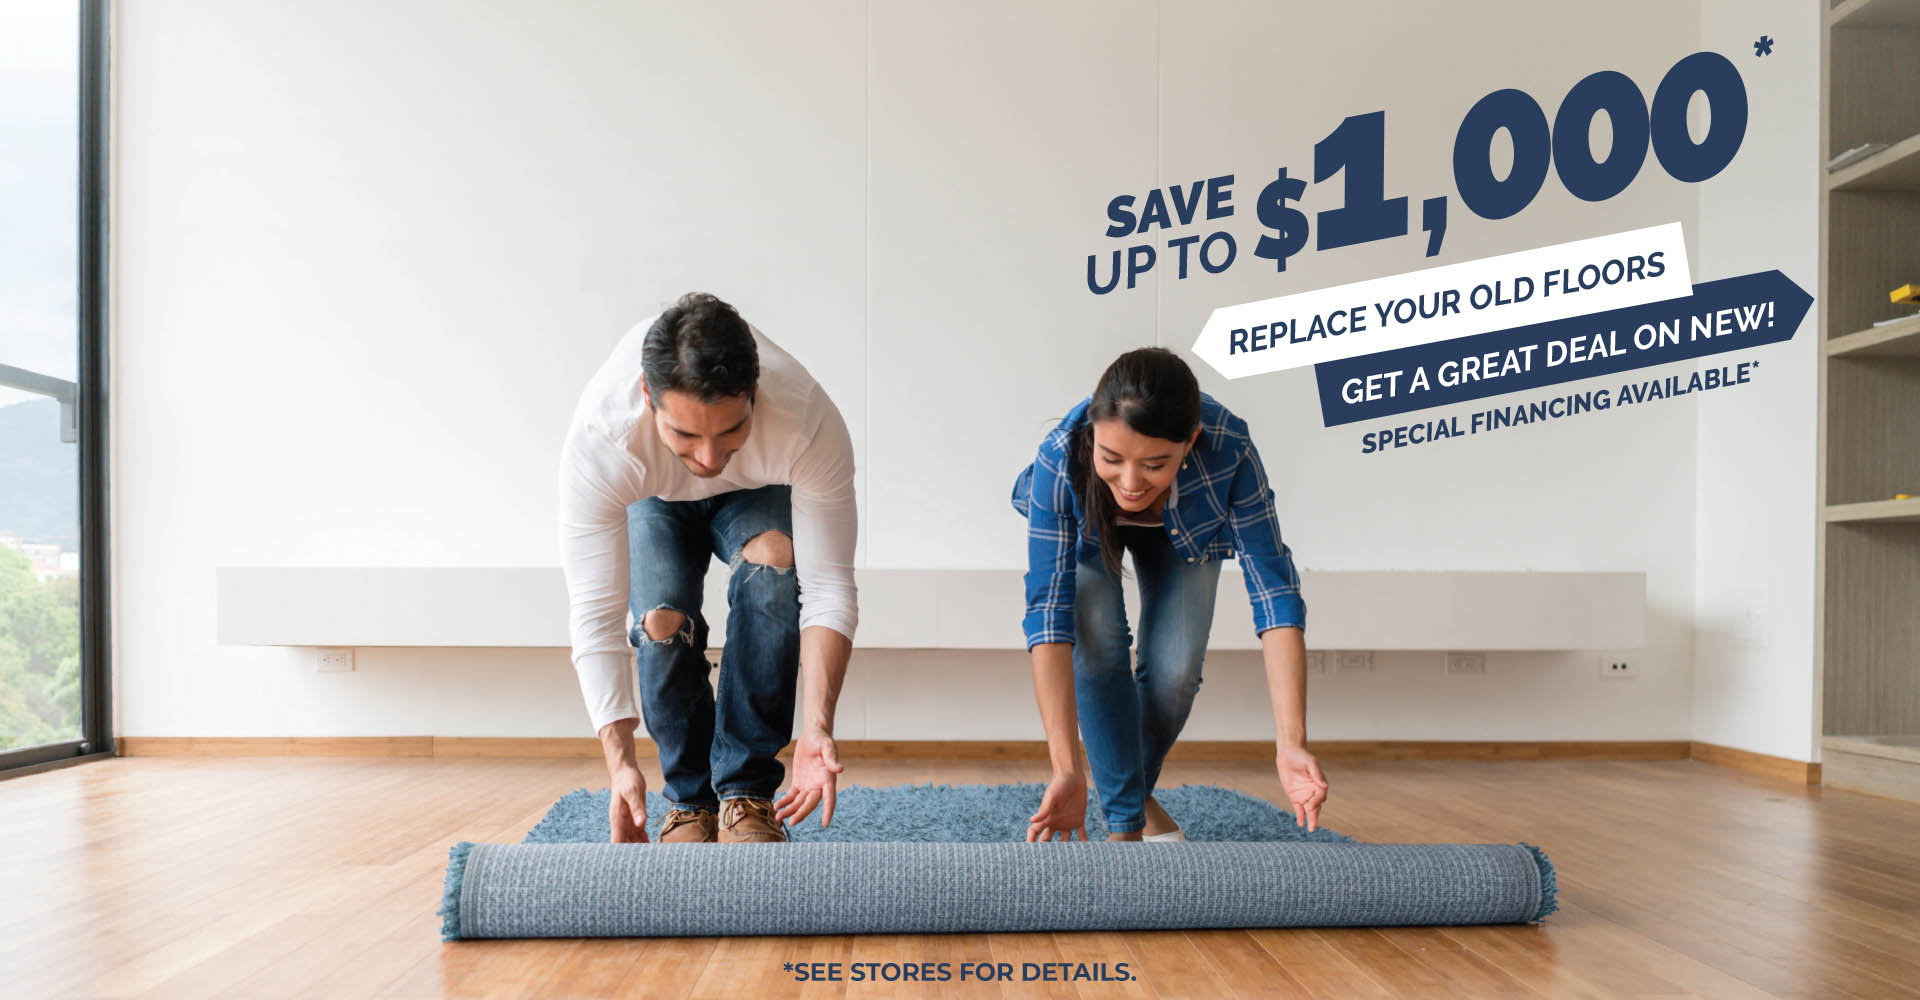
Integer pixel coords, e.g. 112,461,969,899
1277,745,1328,832
1027,769,1090,842
1027,644,1089,842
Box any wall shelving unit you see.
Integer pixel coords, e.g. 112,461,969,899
1818,0,1920,800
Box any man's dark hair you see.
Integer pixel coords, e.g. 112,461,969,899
641,292,759,403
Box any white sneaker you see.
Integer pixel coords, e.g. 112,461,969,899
1142,826,1187,842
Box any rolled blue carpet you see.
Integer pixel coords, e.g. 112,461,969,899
439,783,1556,939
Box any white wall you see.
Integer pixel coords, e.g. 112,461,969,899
107,1,1815,757
1690,0,1822,761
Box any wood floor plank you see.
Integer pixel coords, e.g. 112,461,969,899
842,933,929,999
1183,929,1315,999
1388,760,1920,998
915,932,995,1000
1049,931,1157,1000
256,872,452,998
1568,878,1920,1000
1371,927,1538,998
788,934,854,1000
1243,929,1395,999
624,937,721,1000
445,939,583,1000
1314,928,1478,998
1455,897,1778,1000
687,936,793,998
985,932,1080,1000
520,940,649,999
1119,929,1236,1000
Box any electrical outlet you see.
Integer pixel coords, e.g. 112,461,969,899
1446,652,1486,676
1598,655,1636,680
1337,650,1373,672
315,648,354,673
1305,651,1327,674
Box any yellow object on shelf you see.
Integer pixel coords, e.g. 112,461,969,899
1893,284,1919,304
1897,493,1914,501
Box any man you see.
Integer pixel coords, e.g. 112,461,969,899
559,292,857,843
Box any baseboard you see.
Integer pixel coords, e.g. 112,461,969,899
1297,740,1690,761
108,736,1824,786
117,736,1693,762
1688,740,1822,785
117,737,439,757
117,737,592,758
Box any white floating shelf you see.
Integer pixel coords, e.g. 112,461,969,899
216,566,1645,653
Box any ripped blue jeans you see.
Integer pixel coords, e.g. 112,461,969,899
627,484,799,811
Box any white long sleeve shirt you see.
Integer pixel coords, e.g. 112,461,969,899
558,318,859,733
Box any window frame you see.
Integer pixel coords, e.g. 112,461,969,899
1,0,113,779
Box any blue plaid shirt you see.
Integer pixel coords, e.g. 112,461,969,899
1011,393,1306,649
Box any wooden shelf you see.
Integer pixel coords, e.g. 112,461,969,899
1828,131,1920,191
1827,314,1920,357
1829,0,1920,29
1824,498,1920,523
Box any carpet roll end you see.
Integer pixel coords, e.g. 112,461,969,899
440,841,475,941
1518,842,1558,922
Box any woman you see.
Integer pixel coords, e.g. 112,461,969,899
1011,347,1327,842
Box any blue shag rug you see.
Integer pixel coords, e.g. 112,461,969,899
523,783,1356,844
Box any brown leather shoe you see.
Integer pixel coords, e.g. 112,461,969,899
718,797,788,843
656,807,717,844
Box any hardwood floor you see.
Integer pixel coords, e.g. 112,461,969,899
1,754,1915,999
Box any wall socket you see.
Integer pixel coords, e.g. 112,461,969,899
1445,652,1486,675
1598,655,1636,680
1336,650,1373,672
315,648,354,673
1305,651,1327,674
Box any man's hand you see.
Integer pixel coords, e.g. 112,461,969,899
609,763,650,843
1277,745,1328,832
1027,769,1089,842
774,724,844,827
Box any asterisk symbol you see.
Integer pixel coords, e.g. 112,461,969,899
1754,35,1773,56
783,963,794,972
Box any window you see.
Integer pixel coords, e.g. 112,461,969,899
0,0,109,775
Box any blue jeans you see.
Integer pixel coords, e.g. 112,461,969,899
1073,525,1222,833
627,484,799,812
